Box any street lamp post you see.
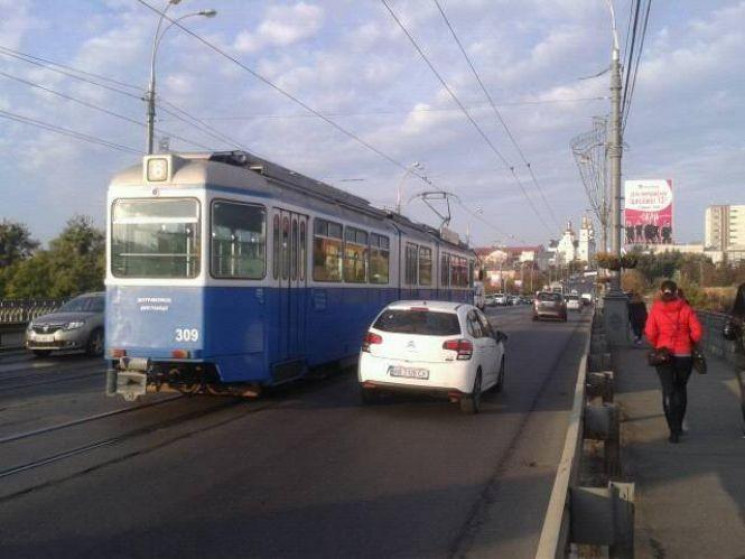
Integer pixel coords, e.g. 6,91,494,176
146,0,216,154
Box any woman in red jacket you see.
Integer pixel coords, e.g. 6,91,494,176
645,280,703,443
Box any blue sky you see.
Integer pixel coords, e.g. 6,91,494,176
1,0,743,248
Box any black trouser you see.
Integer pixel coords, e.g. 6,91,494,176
656,356,693,435
631,321,643,339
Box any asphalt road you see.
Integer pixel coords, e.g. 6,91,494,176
0,306,590,559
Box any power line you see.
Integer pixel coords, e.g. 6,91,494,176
622,0,652,131
0,46,143,100
0,44,252,154
0,109,142,154
432,0,562,232
0,69,216,151
160,96,608,121
380,0,554,237
133,0,522,245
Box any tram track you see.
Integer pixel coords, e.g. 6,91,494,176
0,367,354,503
0,397,264,502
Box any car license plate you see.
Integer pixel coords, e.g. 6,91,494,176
35,334,54,343
389,366,429,380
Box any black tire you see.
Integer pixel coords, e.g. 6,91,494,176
460,371,482,414
86,328,104,357
360,386,378,405
32,350,52,358
494,357,505,393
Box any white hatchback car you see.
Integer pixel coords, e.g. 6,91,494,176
358,300,507,414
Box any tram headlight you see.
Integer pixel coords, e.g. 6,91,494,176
64,320,85,330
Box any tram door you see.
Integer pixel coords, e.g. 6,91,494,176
273,209,308,375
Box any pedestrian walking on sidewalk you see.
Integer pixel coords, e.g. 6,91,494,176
628,291,648,345
645,280,703,443
722,283,745,437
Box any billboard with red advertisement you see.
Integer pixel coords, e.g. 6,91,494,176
624,179,673,245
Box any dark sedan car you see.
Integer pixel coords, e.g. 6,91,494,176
533,291,567,322
25,292,105,357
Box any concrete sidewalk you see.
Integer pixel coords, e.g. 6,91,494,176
614,346,745,558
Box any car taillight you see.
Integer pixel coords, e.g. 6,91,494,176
443,339,473,360
362,332,383,352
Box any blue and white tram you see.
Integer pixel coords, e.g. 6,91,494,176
105,151,476,400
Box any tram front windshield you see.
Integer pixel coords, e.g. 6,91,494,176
111,198,200,278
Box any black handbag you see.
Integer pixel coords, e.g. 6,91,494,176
647,347,672,366
692,346,707,374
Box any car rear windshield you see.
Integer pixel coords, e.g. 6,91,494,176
566,295,579,300
538,292,561,302
373,309,461,336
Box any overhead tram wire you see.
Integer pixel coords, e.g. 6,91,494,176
432,0,562,232
0,44,251,153
621,0,642,118
0,69,216,151
622,0,652,132
133,0,492,238
380,0,554,237
0,109,142,154
134,0,442,184
164,96,609,122
0,45,142,93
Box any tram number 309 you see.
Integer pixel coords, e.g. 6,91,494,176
175,328,200,342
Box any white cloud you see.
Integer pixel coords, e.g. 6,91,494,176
234,2,324,53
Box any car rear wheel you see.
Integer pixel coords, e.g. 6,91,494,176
494,357,505,393
32,350,52,358
86,328,104,357
360,386,379,405
460,371,482,414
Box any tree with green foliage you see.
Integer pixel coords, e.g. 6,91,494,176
0,219,39,267
0,220,40,296
4,215,104,298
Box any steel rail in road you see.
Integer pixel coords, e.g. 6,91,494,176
0,362,104,393
0,394,184,445
0,397,251,487
534,322,593,558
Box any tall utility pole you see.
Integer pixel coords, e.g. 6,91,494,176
608,15,623,293
603,0,630,346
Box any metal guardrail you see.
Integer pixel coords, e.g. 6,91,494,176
0,298,64,324
0,299,65,350
536,312,634,559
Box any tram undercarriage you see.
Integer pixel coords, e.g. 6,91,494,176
106,358,262,401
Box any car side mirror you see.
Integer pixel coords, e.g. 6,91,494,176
494,331,508,343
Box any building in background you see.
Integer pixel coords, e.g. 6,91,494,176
555,221,578,263
705,205,745,250
624,179,674,245
577,215,596,262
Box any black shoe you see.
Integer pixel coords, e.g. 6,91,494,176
669,432,680,444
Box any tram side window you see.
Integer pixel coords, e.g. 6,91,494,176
344,227,368,283
451,256,466,287
299,221,306,281
440,253,450,287
405,243,418,285
210,202,266,279
272,215,280,279
370,233,390,284
111,198,200,279
419,246,432,286
313,218,342,282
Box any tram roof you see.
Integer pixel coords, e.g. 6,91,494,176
109,150,473,253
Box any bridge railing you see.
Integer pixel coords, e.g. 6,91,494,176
0,298,65,348
535,309,634,558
